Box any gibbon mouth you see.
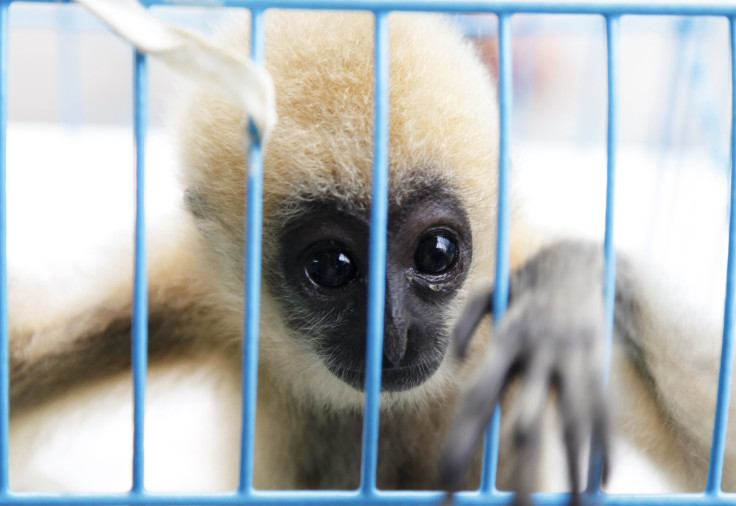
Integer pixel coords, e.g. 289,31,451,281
328,355,444,393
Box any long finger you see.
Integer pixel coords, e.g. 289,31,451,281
452,289,493,358
558,372,583,504
505,350,554,505
556,337,598,501
589,371,610,486
575,329,610,487
438,343,515,492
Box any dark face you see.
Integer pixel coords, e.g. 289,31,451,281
268,183,472,392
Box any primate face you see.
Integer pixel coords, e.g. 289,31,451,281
270,182,472,392
178,12,498,403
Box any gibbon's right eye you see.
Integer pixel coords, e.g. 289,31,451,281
305,247,358,288
414,232,458,275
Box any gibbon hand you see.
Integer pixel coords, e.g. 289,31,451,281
439,242,611,506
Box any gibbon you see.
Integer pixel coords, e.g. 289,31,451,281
7,9,736,498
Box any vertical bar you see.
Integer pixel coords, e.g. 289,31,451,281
587,13,619,494
705,14,736,495
360,10,389,496
239,8,266,494
131,49,148,495
601,14,619,402
0,0,9,494
481,11,512,495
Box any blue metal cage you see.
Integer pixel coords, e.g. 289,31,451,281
0,1,735,505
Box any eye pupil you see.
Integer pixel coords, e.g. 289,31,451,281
306,249,357,288
415,233,458,274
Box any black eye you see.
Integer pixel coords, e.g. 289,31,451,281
414,233,458,274
305,248,357,288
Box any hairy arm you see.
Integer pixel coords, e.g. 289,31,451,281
612,255,734,491
8,231,237,414
439,240,735,498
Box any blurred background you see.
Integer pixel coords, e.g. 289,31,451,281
5,4,733,495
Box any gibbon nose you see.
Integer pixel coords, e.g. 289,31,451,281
383,328,408,367
383,287,409,367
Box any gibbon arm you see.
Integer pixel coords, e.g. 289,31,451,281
439,240,735,500
8,231,235,413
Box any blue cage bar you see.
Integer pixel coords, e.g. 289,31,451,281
239,9,266,495
361,9,390,497
132,49,149,496
0,0,8,497
708,14,736,498
480,10,512,495
0,1,735,506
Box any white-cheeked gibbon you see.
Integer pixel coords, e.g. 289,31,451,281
7,10,735,502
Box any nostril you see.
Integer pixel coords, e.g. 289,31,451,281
381,354,397,369
383,343,406,368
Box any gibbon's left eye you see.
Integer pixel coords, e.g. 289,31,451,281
305,247,358,288
414,232,458,274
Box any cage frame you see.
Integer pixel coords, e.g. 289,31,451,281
0,1,735,505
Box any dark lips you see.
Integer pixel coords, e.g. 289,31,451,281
328,355,444,393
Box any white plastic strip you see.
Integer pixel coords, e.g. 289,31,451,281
76,0,277,139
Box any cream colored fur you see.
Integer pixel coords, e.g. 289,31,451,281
7,9,736,494
177,11,500,413
175,11,501,489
